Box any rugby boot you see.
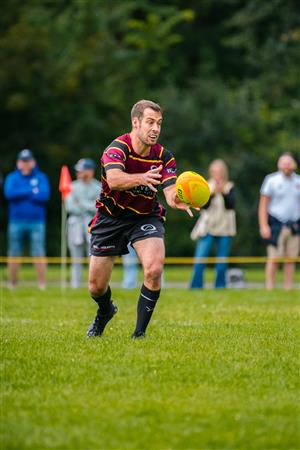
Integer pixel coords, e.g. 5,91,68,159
131,331,146,340
87,304,118,337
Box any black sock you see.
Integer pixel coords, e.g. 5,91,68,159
92,286,112,315
134,284,160,334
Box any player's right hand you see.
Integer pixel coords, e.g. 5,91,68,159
141,165,162,192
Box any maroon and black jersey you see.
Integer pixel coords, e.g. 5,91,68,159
96,133,177,219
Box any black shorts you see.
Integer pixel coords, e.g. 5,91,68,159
90,213,165,257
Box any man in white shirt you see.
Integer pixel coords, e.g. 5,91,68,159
258,153,300,289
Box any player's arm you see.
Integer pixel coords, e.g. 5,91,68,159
160,148,197,217
163,184,195,217
258,194,271,239
106,166,162,192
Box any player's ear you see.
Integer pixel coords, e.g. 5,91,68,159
132,117,139,129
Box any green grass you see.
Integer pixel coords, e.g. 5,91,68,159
1,264,299,286
1,287,300,449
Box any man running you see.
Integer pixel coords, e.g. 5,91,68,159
87,99,194,339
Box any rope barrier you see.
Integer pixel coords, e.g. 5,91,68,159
0,256,299,264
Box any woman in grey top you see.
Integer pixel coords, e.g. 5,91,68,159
65,159,101,288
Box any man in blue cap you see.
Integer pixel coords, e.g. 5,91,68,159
65,159,101,288
4,149,50,289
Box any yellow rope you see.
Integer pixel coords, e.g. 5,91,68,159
0,256,299,264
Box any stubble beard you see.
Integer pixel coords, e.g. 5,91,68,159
138,129,159,148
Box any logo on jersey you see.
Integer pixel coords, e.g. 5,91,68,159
108,152,123,160
166,167,176,174
141,224,157,232
131,185,155,197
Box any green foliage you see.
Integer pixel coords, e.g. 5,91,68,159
2,287,300,449
1,0,299,256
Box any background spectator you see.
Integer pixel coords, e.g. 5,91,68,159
190,159,236,289
65,158,101,288
4,149,50,289
258,153,300,290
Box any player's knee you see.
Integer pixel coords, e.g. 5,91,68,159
144,262,163,282
88,279,106,298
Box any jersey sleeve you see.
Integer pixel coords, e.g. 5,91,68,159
260,175,273,197
102,143,127,171
160,148,177,188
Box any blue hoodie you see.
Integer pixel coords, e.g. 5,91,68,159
4,165,50,222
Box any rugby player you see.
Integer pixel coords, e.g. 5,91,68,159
87,100,194,339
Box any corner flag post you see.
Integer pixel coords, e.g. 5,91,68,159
59,165,72,290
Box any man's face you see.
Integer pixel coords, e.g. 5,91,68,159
278,156,296,177
133,108,163,147
17,159,35,175
76,169,94,182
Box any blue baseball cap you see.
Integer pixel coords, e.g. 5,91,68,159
18,149,34,161
74,158,96,172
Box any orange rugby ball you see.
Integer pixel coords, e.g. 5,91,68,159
176,171,210,208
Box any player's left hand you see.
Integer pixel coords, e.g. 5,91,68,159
174,195,200,217
164,185,200,217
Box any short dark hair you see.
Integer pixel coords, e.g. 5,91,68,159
131,100,162,120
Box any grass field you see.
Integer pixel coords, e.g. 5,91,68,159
1,264,300,287
1,285,299,449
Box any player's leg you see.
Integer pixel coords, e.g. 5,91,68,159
190,234,213,288
7,222,24,288
131,237,164,338
134,237,164,290
215,236,232,288
89,255,115,296
87,212,132,337
87,255,117,337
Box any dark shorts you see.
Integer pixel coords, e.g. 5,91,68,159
90,213,165,257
